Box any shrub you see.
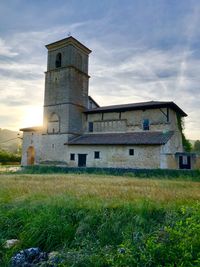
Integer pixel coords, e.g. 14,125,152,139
0,149,21,164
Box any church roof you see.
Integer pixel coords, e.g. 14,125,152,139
20,126,43,132
45,36,91,54
67,131,174,146
85,101,187,117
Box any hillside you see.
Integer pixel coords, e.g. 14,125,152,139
0,128,22,153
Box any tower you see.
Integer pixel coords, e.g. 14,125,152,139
43,36,91,137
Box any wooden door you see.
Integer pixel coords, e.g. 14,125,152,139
27,146,35,165
78,154,87,167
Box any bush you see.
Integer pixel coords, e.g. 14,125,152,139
20,165,200,181
0,149,21,164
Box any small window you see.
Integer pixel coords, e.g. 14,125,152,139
70,153,75,161
94,151,100,159
52,144,55,149
143,119,149,130
55,53,62,68
88,122,93,132
129,149,134,156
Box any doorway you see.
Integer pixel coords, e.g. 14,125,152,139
179,155,191,169
78,154,87,167
27,146,35,165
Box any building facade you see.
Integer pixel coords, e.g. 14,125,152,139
20,36,195,169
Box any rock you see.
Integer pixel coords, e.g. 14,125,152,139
48,251,63,265
11,247,48,267
4,239,20,249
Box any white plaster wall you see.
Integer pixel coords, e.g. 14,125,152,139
67,145,161,169
21,131,42,166
40,133,69,164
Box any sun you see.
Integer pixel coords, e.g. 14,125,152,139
21,106,43,128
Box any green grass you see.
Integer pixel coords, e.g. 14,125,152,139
0,173,200,266
20,165,200,181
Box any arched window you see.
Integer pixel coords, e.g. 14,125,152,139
48,113,60,133
55,53,62,68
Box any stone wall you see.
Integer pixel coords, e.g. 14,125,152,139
67,144,161,169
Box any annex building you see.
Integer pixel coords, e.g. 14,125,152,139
20,36,195,169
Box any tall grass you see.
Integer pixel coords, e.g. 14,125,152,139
0,173,200,266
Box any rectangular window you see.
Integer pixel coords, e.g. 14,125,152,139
129,149,134,156
70,153,75,161
94,151,100,159
88,122,93,132
143,119,149,130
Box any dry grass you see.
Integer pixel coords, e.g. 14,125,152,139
0,173,200,205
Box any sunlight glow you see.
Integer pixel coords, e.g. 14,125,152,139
21,106,43,128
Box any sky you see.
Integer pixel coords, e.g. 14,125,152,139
0,0,200,140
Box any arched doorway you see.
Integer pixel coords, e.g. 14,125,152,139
27,146,35,165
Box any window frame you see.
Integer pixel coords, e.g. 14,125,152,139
94,151,100,159
88,122,94,132
129,149,134,156
143,119,150,131
70,153,75,161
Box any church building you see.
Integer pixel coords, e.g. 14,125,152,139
20,36,193,169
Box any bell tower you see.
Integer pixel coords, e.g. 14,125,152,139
43,36,91,137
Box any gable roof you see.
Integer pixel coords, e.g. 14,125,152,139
67,131,174,146
88,96,100,108
84,101,187,117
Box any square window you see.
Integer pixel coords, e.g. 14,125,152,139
129,149,134,156
94,151,100,159
70,153,75,161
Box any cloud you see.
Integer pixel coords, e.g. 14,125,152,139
0,38,18,57
88,40,200,139
0,9,200,139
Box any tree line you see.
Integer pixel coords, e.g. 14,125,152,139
0,148,21,164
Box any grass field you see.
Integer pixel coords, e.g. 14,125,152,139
0,173,200,266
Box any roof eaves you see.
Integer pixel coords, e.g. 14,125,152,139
20,126,43,132
84,101,187,117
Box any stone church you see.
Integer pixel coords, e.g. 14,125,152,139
20,36,193,169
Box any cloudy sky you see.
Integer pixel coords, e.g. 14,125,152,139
0,0,200,140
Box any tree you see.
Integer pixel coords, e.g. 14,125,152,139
176,115,192,152
193,140,200,153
